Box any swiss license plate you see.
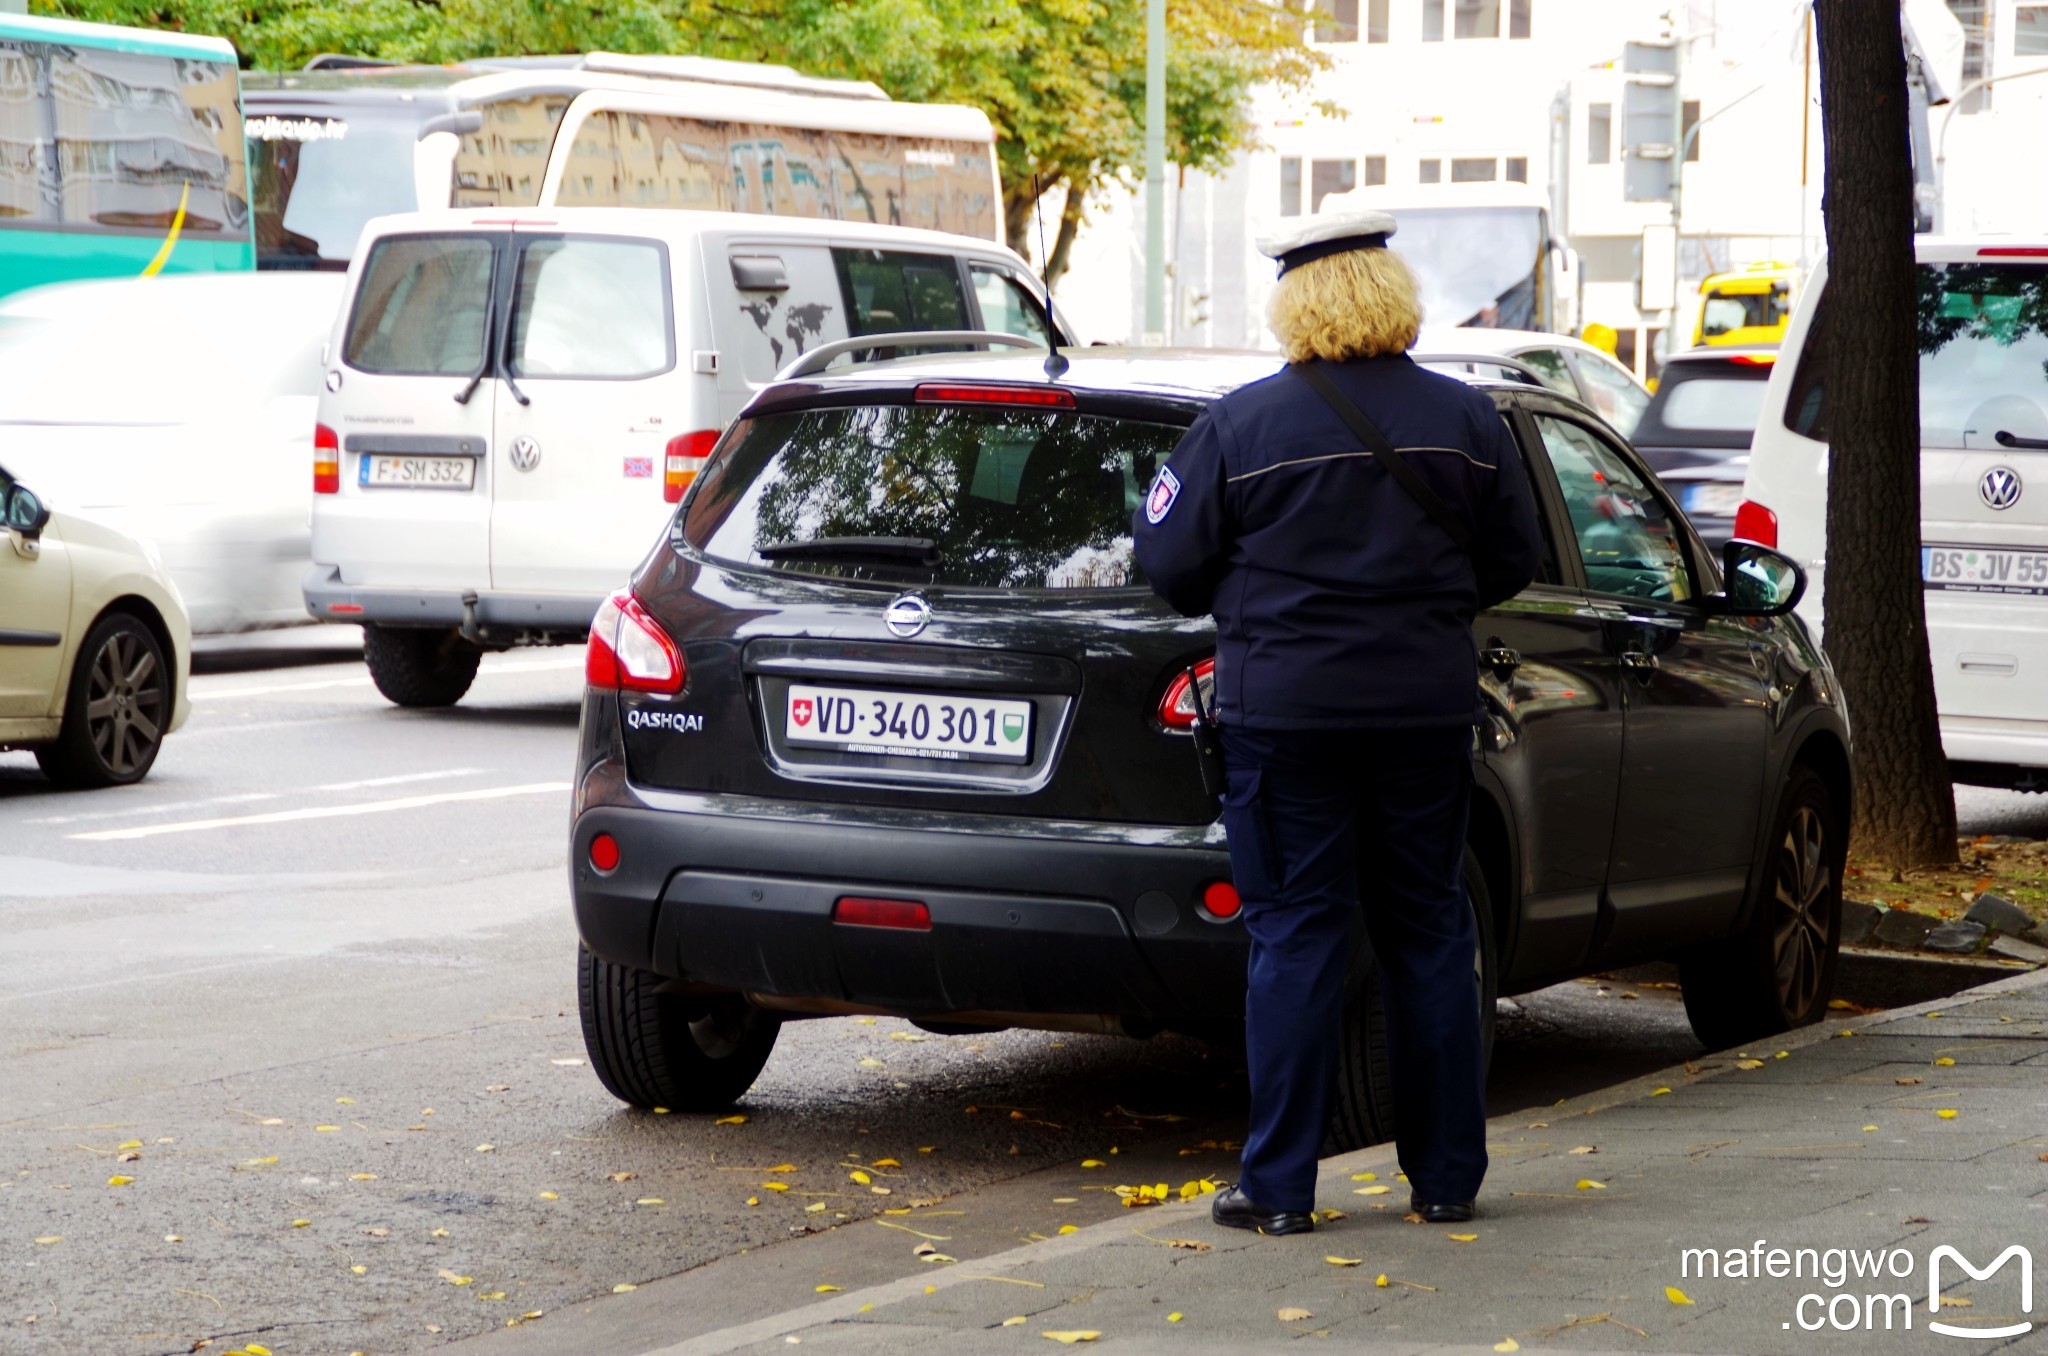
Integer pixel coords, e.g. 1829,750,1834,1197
359,453,476,490
1923,543,2048,595
784,683,1033,764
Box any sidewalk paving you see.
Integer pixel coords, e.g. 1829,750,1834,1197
637,967,2048,1355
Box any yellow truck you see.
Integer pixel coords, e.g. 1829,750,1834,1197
1692,263,1798,348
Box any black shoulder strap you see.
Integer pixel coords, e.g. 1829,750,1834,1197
1293,360,1475,556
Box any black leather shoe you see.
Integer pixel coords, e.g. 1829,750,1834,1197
1409,1193,1478,1224
1211,1185,1316,1236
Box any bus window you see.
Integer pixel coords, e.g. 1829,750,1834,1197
0,42,56,224
454,95,569,206
557,110,731,210
250,111,421,268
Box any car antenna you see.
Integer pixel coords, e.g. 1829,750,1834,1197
1033,175,1069,381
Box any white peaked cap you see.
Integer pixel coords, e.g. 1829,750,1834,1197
1255,209,1399,275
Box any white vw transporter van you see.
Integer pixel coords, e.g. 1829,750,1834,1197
1741,239,2048,788
307,208,1063,705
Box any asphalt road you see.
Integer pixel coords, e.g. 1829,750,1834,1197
3,635,2024,1356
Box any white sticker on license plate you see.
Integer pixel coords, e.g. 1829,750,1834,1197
359,453,476,490
1922,543,2048,596
784,683,1033,764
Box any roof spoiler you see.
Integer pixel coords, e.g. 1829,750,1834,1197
775,331,1045,382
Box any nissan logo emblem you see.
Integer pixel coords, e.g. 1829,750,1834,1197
884,594,931,638
1981,466,2023,511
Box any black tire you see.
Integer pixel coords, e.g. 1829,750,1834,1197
578,946,781,1112
362,624,481,708
1327,848,1499,1153
36,611,170,788
1680,765,1843,1050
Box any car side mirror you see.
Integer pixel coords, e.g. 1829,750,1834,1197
1711,540,1805,617
5,484,51,539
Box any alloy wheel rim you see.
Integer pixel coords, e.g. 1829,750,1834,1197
1770,804,1831,1015
84,631,163,777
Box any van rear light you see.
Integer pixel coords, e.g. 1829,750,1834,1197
1733,499,1779,548
314,422,340,494
1200,880,1242,919
1158,658,1217,730
833,896,932,930
585,588,685,694
1978,247,2048,257
1726,353,1776,365
665,429,717,504
914,382,1077,409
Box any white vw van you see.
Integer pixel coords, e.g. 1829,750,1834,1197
306,208,1064,706
1742,239,2048,788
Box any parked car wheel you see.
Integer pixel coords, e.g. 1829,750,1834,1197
1679,766,1842,1049
362,624,481,708
36,611,169,788
1327,848,1498,1153
579,946,782,1112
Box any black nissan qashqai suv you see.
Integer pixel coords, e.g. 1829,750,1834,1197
569,343,1851,1152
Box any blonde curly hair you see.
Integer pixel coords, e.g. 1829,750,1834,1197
1267,247,1424,363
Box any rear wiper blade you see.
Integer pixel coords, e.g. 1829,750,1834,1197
453,272,498,406
1995,430,2048,450
757,536,940,565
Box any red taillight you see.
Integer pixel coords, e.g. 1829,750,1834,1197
1158,659,1217,730
664,429,718,504
832,896,932,931
588,832,621,873
1200,880,1242,919
314,422,340,495
914,382,1077,409
1978,247,2048,257
585,588,685,694
1733,499,1779,548
1727,353,1776,366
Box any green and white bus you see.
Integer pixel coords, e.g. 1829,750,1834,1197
0,12,253,299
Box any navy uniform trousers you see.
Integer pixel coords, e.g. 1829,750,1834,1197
1219,722,1488,1213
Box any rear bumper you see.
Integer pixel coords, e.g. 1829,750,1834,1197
300,565,601,643
571,787,1244,1031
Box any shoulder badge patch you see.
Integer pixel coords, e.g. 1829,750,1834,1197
1144,466,1182,525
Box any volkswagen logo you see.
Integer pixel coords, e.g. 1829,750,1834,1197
509,436,542,472
884,594,931,638
1981,466,2023,511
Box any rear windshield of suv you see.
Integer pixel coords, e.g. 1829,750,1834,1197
1636,366,1771,447
1785,262,2048,447
679,403,1185,589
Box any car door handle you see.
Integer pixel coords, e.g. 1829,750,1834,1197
1481,646,1521,674
1620,650,1658,671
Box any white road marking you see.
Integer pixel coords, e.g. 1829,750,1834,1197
25,769,481,826
70,782,571,842
191,655,585,702
314,768,483,793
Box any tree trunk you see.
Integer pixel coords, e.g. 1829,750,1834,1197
1003,170,1057,260
1044,177,1089,292
1813,1,1956,867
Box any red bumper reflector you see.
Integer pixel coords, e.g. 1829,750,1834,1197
588,833,621,873
832,896,932,931
328,603,364,615
1201,880,1242,919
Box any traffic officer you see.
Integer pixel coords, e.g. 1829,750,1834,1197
1133,210,1542,1234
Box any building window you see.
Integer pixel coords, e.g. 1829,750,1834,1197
1682,99,1701,161
1505,156,1528,182
1510,0,1531,38
1314,0,1359,43
1946,1,1991,111
1454,0,1499,38
1364,154,1387,186
1587,103,1611,163
1419,158,1442,183
1451,156,1497,182
1310,157,1357,211
1368,0,1391,41
2018,4,2048,53
1280,157,1302,216
1614,326,1638,376
1423,0,1444,41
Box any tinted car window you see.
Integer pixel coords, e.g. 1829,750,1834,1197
509,237,672,379
834,249,970,335
345,235,493,376
1516,348,1579,398
681,404,1182,589
970,265,1053,345
1534,412,1692,602
1634,362,1772,449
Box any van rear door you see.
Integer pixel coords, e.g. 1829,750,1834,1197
489,230,684,597
321,232,498,589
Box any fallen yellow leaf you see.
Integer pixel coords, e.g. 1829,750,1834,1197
244,1157,278,1166
858,1058,885,1068
1375,1274,1389,1287
1496,1341,1520,1353
1734,1059,1764,1070
351,1265,367,1275
873,1158,901,1168
815,1284,842,1293
1002,1316,1027,1327
34,1236,60,1245
715,1115,747,1125
1666,1286,1695,1305
538,1191,558,1200
608,1171,638,1182
1569,1145,1598,1155
245,1346,272,1356
918,1146,936,1153
1042,1333,1100,1344
440,1270,474,1286
106,1176,133,1187
117,1140,142,1150
1935,1057,1957,1067
805,1202,827,1213
1863,1125,1879,1133
1447,1233,1478,1242
336,1096,355,1104
1058,1225,1079,1234
850,1170,872,1185
636,1198,666,1206
1080,1159,1105,1168
1277,1307,1313,1322
1350,1171,1378,1181
652,1107,670,1114
1167,1313,1183,1322
316,1125,340,1133
763,1182,791,1192
746,1196,760,1207
478,1291,506,1301
1355,1184,1391,1196
290,1218,311,1228
1325,1256,1363,1267
613,1283,637,1293
1938,1109,1960,1120
1575,1179,1606,1190
475,1144,495,1153
1651,1086,1672,1096
768,1163,797,1173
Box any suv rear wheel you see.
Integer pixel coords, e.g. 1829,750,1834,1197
579,947,782,1112
1327,849,1498,1153
1679,765,1842,1049
362,625,481,708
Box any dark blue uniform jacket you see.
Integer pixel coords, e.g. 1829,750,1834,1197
1133,356,1544,730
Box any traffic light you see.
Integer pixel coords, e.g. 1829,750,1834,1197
1621,38,1678,203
